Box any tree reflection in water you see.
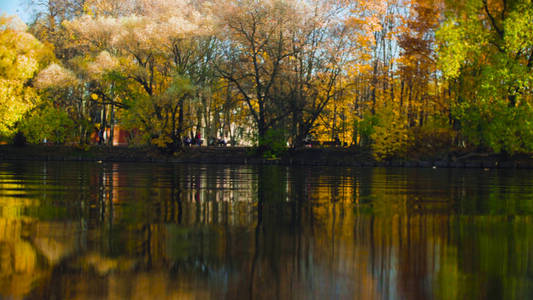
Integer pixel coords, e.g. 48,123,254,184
0,162,531,299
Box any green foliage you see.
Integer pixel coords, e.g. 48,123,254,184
120,95,157,145
453,99,533,153
504,1,533,55
20,104,75,144
437,0,533,154
356,112,378,147
370,108,413,161
436,18,486,80
258,128,287,159
166,75,195,99
120,75,196,148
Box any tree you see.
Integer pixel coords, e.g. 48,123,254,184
0,16,53,139
437,0,533,153
345,0,409,147
19,104,75,143
63,0,214,149
346,0,404,115
214,0,353,147
398,0,443,127
282,1,354,147
213,0,298,141
26,0,87,61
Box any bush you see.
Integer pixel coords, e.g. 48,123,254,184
258,128,287,159
454,99,533,154
370,108,413,161
408,117,456,159
19,104,75,144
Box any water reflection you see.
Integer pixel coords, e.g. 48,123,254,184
0,162,532,299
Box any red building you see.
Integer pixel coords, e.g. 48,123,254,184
90,126,130,146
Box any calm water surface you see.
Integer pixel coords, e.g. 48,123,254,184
0,161,532,299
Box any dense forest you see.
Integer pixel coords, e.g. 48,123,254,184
1,0,532,160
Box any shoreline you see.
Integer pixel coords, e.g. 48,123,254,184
1,145,532,169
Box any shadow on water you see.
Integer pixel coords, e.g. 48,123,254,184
0,162,532,299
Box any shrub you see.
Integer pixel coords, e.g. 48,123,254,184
408,117,456,159
19,105,75,144
258,128,287,159
453,99,533,154
370,108,413,161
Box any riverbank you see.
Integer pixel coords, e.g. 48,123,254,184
1,145,533,168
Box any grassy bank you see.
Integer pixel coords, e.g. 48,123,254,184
1,145,533,168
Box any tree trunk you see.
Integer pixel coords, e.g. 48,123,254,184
108,103,115,146
108,84,115,146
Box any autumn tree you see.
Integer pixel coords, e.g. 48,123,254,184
346,0,404,114
63,0,215,149
344,0,407,150
26,0,88,61
26,62,80,143
0,16,53,140
214,0,353,148
398,0,443,127
437,0,533,153
214,0,300,142
282,1,355,147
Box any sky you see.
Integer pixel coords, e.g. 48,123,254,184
0,0,31,23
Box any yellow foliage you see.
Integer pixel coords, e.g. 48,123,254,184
0,15,52,137
371,109,413,161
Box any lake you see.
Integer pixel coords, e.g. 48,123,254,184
0,161,532,299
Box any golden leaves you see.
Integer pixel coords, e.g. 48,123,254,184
0,16,50,137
